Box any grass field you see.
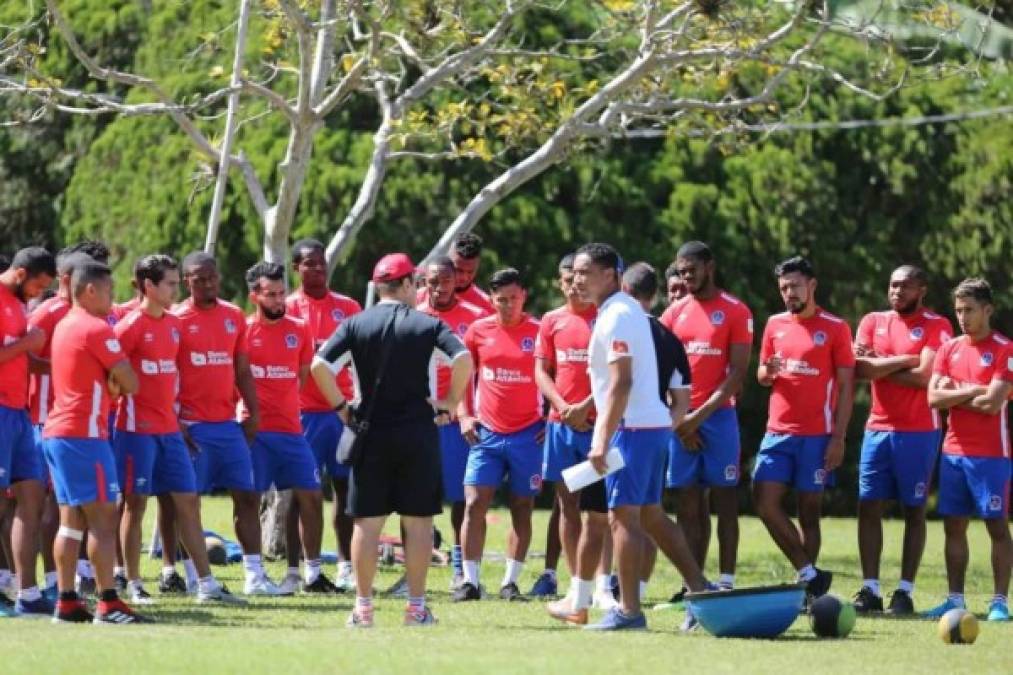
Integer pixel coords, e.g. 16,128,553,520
0,499,1010,674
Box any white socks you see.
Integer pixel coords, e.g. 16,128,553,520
572,579,594,610
898,579,914,594
596,574,612,594
463,560,480,586
863,579,881,596
242,554,264,580
502,559,523,587
304,559,322,584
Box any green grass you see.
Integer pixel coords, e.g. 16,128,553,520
1,500,1010,674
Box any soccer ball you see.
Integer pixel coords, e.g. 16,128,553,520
938,608,978,645
809,594,856,638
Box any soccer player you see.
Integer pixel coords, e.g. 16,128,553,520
417,233,494,315
572,244,707,631
114,255,244,606
660,241,752,599
851,265,953,614
0,247,55,617
454,268,543,602
417,256,485,589
924,278,1011,622
754,256,854,600
664,262,688,305
173,252,284,596
43,258,149,623
285,239,361,592
245,261,332,593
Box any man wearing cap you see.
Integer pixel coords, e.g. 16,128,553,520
312,253,473,628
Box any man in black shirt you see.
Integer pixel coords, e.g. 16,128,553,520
311,253,473,628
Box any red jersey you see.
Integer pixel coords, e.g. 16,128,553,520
114,309,181,434
856,308,953,432
111,297,142,323
243,314,314,434
534,304,596,422
28,296,72,423
661,291,753,410
417,285,494,317
464,314,542,434
285,289,361,410
760,309,855,436
43,307,127,440
172,298,248,423
0,284,31,410
417,299,485,400
933,332,1012,458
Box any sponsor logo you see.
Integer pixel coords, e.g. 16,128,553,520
170,327,180,343
724,465,738,481
782,359,821,376
105,339,122,354
141,360,159,375
813,469,827,485
190,352,207,366
711,310,725,326
910,327,924,340
521,337,535,352
529,474,542,491
485,367,532,384
285,333,298,349
611,339,629,354
250,364,266,378
980,351,994,367
331,309,345,322
813,331,827,346
685,341,722,356
482,366,496,381
556,348,589,363
224,319,237,334
143,332,154,343
988,494,1002,512
158,359,176,374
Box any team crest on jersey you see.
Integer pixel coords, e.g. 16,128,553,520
170,328,180,343
521,337,535,352
909,327,924,341
105,339,122,354
988,494,1002,512
331,309,345,322
285,333,298,349
980,352,994,367
710,310,725,326
106,315,117,327
914,482,926,499
813,468,826,485
813,331,827,346
224,319,237,334
457,323,469,336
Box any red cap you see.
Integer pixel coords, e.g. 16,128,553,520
372,253,415,283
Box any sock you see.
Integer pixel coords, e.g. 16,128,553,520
797,564,817,582
198,576,219,594
162,565,176,579
304,559,321,584
407,595,425,613
639,580,648,600
18,586,41,602
242,554,263,579
338,560,353,576
543,568,557,582
287,566,300,578
898,579,914,594
863,579,881,596
183,559,198,587
355,595,373,616
76,560,93,578
44,571,58,588
502,559,523,587
947,592,965,608
718,573,735,589
114,566,126,578
596,574,611,594
98,589,118,602
463,560,480,586
451,545,463,574
574,578,594,610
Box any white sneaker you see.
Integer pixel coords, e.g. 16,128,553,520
449,572,465,591
278,573,302,595
592,589,619,611
130,586,156,605
346,609,374,628
197,583,248,605
334,567,355,593
243,575,290,597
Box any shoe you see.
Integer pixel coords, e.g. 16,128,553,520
547,597,588,626
852,586,883,613
584,607,647,631
403,606,437,626
804,568,833,601
15,596,56,619
886,589,914,615
386,574,409,598
42,585,58,603
53,598,93,623
129,586,155,606
113,572,128,592
75,576,97,597
334,566,355,593
449,572,465,592
498,582,528,602
923,597,963,619
652,586,687,611
527,572,558,598
197,583,247,605
680,611,699,632
593,589,619,611
243,575,291,597
0,576,16,602
451,582,481,602
987,600,1010,622
94,599,154,624
158,570,187,595
0,595,16,619
278,573,301,595
346,609,374,628
303,574,340,594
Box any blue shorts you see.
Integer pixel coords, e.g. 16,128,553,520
464,422,544,497
301,411,349,480
753,433,834,492
251,432,321,492
606,427,671,509
440,422,471,503
666,407,741,488
43,438,120,506
188,421,255,493
937,454,1010,519
858,430,940,506
542,421,593,483
0,405,45,487
113,431,197,496
32,425,51,488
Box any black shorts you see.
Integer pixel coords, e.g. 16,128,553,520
347,421,443,518
579,479,608,514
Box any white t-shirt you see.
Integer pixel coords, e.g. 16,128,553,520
588,291,671,429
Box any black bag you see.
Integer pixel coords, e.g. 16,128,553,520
336,306,400,466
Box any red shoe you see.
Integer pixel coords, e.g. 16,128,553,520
94,598,154,625
53,598,94,624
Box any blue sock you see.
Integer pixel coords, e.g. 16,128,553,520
452,545,463,574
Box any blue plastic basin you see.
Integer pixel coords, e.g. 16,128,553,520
686,584,806,638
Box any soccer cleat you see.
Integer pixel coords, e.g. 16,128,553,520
197,583,247,606
498,582,528,602
94,599,154,624
547,597,589,626
0,595,17,619
922,597,963,619
886,589,914,615
527,572,558,598
158,570,188,595
334,567,355,593
346,609,374,628
584,607,647,631
278,573,301,596
52,598,93,624
403,606,437,627
986,600,1010,622
113,572,128,592
0,575,16,602
42,585,59,603
449,572,465,592
14,596,56,619
804,568,833,601
243,575,291,597
451,582,481,602
852,586,883,613
303,574,340,594
386,574,409,599
129,586,155,606
75,576,97,597
680,605,700,633
593,589,619,611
